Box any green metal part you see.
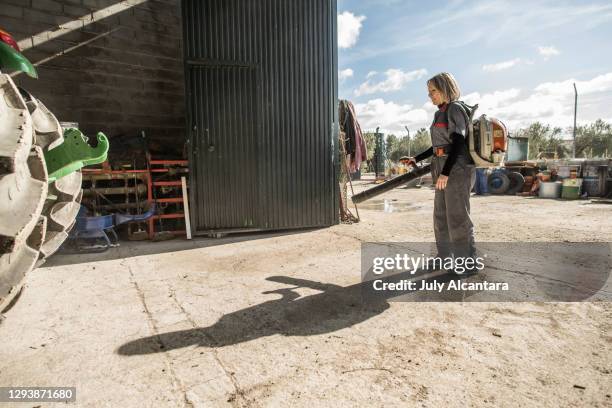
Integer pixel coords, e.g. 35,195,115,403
44,128,109,182
0,41,37,78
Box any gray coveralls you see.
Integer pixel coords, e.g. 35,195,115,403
430,102,475,258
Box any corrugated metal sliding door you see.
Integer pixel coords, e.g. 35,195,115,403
183,0,339,234
189,64,258,230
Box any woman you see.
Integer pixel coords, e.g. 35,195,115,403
406,73,475,268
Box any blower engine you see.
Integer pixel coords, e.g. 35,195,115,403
467,105,508,168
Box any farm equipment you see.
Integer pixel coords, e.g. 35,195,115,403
0,29,109,311
62,204,156,253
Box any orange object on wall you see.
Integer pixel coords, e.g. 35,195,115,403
492,122,508,152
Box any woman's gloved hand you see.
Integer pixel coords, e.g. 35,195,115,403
400,156,417,168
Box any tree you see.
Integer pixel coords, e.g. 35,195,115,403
390,136,411,162
385,134,398,157
380,128,432,163
358,132,377,172
515,122,569,159
361,132,377,161
574,119,612,158
385,128,431,162
411,128,431,159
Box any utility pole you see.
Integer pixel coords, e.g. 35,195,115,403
573,83,578,158
404,126,411,157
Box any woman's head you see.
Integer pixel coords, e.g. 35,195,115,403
427,72,461,106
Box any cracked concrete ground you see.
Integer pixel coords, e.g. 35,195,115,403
0,182,611,407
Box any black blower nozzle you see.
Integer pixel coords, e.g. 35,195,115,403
351,164,432,204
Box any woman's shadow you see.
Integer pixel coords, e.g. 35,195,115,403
117,270,468,356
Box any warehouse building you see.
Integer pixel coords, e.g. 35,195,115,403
0,0,339,234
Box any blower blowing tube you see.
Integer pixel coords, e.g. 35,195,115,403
351,164,432,204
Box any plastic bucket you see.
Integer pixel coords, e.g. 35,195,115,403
562,186,581,200
539,181,562,198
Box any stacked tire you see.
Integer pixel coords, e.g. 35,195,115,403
0,73,81,312
487,170,525,195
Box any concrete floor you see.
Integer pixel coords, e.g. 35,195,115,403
1,182,611,407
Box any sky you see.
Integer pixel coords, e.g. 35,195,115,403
337,0,612,137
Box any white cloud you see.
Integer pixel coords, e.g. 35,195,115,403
538,45,560,59
339,68,354,81
535,73,612,96
366,71,378,79
355,68,428,96
338,11,366,49
465,72,612,131
351,72,612,137
482,58,523,72
354,99,430,135
462,88,522,110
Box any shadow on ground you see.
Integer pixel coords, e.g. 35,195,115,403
115,242,612,355
43,228,322,267
117,271,469,355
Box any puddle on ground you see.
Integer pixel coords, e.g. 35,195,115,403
357,199,417,213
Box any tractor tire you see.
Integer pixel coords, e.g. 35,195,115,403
506,171,525,195
487,172,510,195
21,92,83,263
0,74,47,311
0,74,82,311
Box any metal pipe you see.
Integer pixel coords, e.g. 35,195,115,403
573,83,578,158
404,126,411,157
82,185,147,196
351,164,432,204
82,173,148,181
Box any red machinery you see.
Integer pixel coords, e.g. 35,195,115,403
81,158,189,240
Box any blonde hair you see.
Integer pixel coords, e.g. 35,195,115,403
427,72,461,102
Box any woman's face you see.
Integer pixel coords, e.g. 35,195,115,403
427,83,446,106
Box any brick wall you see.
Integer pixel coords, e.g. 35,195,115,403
0,0,185,157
